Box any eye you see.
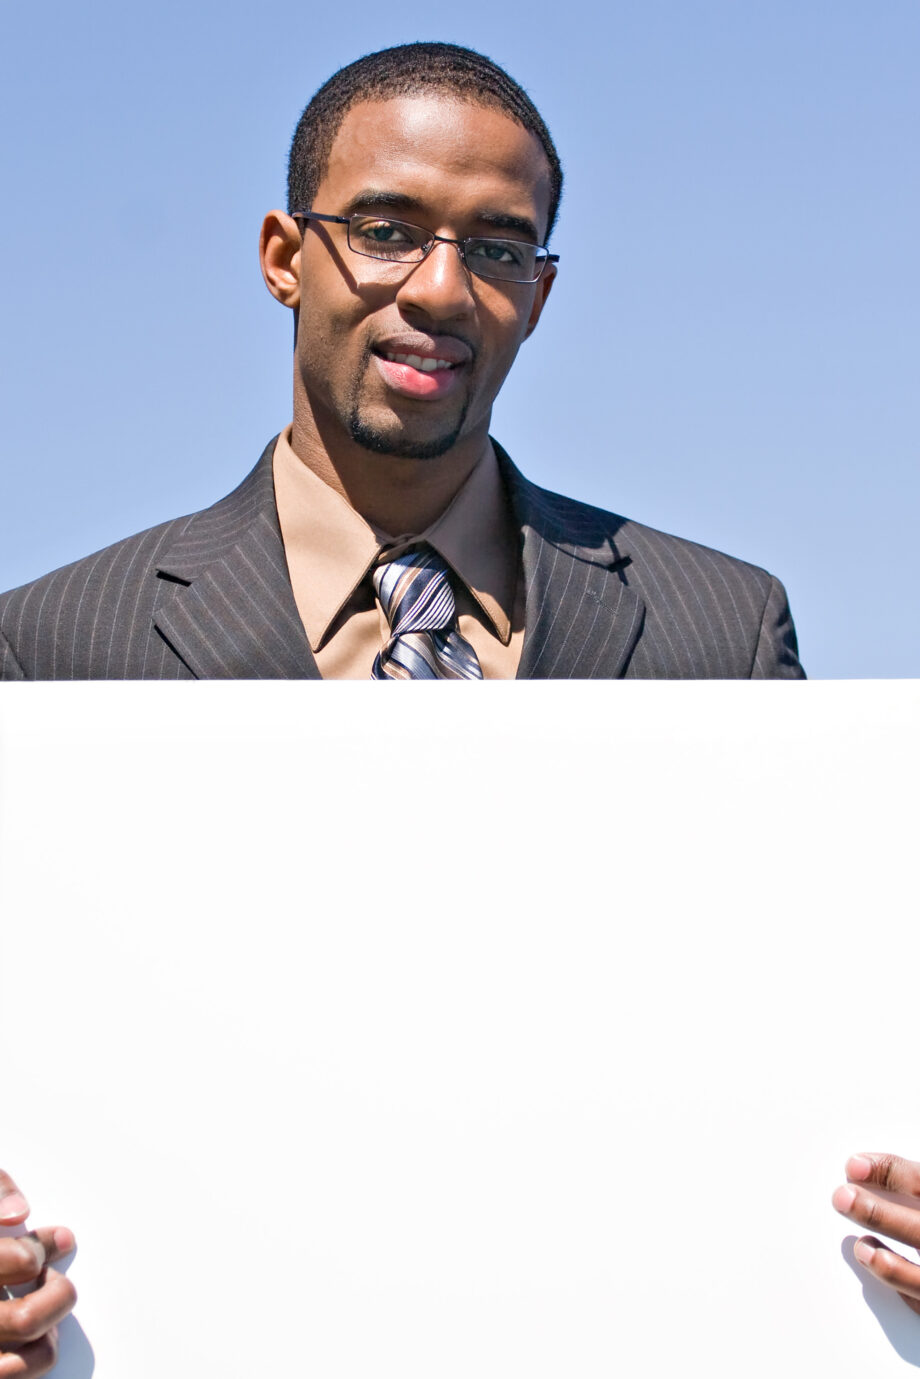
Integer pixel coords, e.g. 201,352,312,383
349,217,429,258
360,219,413,244
467,238,529,267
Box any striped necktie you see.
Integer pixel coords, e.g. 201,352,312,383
371,546,483,680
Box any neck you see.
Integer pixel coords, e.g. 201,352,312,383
290,411,490,537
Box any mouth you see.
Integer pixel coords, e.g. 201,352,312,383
371,339,471,401
381,350,456,374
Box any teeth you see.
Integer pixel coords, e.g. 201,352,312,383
385,352,453,371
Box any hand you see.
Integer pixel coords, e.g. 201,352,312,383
0,1170,77,1377
833,1152,920,1315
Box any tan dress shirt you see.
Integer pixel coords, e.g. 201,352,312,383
272,427,525,679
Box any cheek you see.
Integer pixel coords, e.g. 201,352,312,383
295,290,360,371
300,241,394,324
478,300,533,373
296,282,386,377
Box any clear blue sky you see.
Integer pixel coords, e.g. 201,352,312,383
1,0,917,676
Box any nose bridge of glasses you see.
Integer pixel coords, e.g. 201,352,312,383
416,231,475,282
420,230,465,260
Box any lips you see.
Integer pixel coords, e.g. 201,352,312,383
371,335,472,400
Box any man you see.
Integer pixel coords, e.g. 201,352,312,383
0,42,803,681
1,39,818,1374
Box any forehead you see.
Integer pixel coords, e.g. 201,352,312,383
317,94,553,238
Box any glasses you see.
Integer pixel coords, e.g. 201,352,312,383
292,210,559,284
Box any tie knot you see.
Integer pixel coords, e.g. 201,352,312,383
373,546,457,638
371,545,483,680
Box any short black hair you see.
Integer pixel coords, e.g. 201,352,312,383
287,42,563,243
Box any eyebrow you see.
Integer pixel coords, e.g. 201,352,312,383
337,189,542,244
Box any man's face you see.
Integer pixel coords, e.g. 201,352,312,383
291,94,555,461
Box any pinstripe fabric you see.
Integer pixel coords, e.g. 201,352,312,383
496,445,804,680
0,441,317,682
0,437,804,680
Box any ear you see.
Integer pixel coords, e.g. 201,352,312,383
259,211,303,308
522,261,556,340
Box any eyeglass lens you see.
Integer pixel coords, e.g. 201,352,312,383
346,216,547,283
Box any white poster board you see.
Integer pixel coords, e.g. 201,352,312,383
1,681,918,1377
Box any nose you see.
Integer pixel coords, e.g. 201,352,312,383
395,239,476,322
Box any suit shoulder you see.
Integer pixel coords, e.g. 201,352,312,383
615,513,777,596
0,437,276,623
0,513,197,621
0,511,204,681
0,440,281,680
522,478,776,593
514,475,803,678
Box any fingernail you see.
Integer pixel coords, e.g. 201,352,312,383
854,1241,876,1266
0,1191,30,1223
53,1227,75,1254
848,1155,874,1181
833,1185,857,1212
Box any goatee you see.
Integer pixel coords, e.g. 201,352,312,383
347,408,469,461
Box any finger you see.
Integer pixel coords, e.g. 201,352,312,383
0,1270,76,1349
30,1229,74,1270
853,1236,920,1303
0,1177,29,1229
845,1153,920,1198
0,1327,59,1378
833,1183,920,1249
0,1230,76,1288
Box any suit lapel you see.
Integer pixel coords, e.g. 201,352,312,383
154,440,320,680
496,447,645,680
151,437,641,681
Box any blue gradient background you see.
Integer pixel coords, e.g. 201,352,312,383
1,1,917,676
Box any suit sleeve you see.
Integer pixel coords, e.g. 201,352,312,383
0,628,27,680
751,576,806,679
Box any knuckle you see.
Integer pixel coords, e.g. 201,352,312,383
863,1197,885,1230
9,1237,41,1276
874,1249,900,1282
875,1154,898,1190
6,1296,37,1342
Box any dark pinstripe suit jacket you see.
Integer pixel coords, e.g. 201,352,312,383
0,439,804,680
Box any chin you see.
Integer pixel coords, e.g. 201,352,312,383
347,411,467,461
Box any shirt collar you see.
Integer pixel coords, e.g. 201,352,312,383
272,426,518,651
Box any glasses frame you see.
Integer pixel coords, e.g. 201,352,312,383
292,210,559,285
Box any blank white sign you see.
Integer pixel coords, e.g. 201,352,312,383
1,681,918,1377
